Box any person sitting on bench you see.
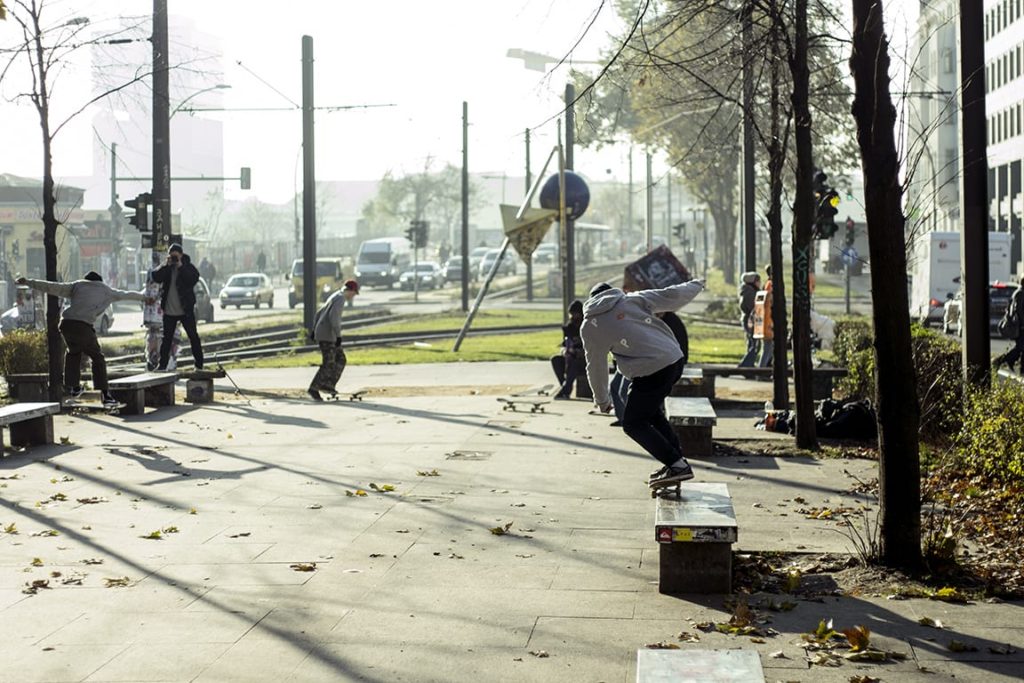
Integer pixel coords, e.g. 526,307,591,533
18,272,151,405
550,299,584,399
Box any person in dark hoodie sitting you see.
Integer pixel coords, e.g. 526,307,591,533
151,243,205,371
581,278,705,488
550,299,585,399
18,271,151,404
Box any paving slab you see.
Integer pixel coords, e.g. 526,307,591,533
0,362,1020,682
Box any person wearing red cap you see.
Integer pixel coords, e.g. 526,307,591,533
307,279,359,401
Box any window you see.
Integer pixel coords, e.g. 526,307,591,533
942,47,954,74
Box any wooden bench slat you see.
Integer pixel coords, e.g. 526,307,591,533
636,649,764,682
0,402,61,426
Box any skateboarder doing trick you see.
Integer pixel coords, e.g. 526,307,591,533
581,279,705,489
307,279,359,401
18,272,151,406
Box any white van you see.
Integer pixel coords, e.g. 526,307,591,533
354,237,412,288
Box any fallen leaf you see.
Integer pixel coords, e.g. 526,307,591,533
843,625,871,652
918,616,945,629
768,650,787,659
416,469,441,477
141,530,162,540
677,631,700,643
947,640,978,653
59,436,71,445
489,522,514,535
988,644,1017,655
31,530,59,537
644,642,679,649
3,523,18,534
307,504,323,510
289,562,317,572
104,577,130,587
228,532,251,538
80,558,103,565
30,557,43,567
528,650,550,658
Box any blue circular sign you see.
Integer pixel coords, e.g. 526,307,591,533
539,171,590,221
840,246,858,266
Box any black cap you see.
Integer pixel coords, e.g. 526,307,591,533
568,299,583,314
168,243,183,254
589,282,613,298
83,271,103,282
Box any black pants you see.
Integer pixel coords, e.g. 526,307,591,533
59,319,107,391
997,332,1024,371
550,351,582,397
160,314,204,369
622,359,684,467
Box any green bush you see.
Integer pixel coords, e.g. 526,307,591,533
0,329,48,377
833,321,962,441
955,380,1024,485
702,298,738,323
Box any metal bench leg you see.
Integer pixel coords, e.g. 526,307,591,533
10,415,54,448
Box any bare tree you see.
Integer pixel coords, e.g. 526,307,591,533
849,0,921,569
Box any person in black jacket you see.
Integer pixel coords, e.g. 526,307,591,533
151,243,205,371
551,299,584,399
995,276,1024,372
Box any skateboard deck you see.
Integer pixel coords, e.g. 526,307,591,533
62,400,127,415
497,397,550,413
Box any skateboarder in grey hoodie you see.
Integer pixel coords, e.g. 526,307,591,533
581,279,705,487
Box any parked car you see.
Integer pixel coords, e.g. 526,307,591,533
195,277,215,323
399,262,443,290
533,243,559,264
941,281,1016,338
220,272,275,309
478,249,516,278
443,254,478,284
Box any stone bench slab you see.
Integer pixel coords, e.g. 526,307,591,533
665,397,717,427
0,402,60,456
636,649,763,682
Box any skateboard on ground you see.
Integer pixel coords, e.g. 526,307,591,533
62,399,127,415
497,397,550,413
321,389,366,401
345,389,367,401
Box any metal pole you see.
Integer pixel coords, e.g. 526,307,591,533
741,0,757,272
845,261,851,314
564,83,576,307
301,36,317,332
628,147,634,240
525,127,533,302
645,152,653,252
559,129,569,322
152,0,170,253
110,142,120,285
958,0,990,383
461,101,469,312
453,238,512,352
666,170,672,240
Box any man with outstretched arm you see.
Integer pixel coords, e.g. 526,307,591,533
18,272,151,405
581,279,705,488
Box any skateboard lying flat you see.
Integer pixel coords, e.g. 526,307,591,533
62,400,127,415
497,397,550,413
322,389,367,401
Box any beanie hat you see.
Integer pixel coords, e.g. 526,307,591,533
568,299,584,315
344,279,360,293
168,243,183,254
589,282,613,298
83,271,103,282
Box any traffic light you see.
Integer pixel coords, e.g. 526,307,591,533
125,192,151,232
844,217,856,247
672,222,686,241
415,220,429,249
405,220,417,244
812,170,839,239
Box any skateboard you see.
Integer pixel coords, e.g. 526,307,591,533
62,400,127,415
321,389,366,401
649,478,683,498
497,397,550,413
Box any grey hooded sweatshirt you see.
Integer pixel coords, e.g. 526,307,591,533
24,278,146,324
581,281,704,407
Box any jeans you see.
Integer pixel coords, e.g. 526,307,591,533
610,371,631,422
59,319,107,391
759,339,774,368
739,327,760,367
160,314,203,370
622,359,684,467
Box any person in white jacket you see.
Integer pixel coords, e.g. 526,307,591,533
581,279,705,487
18,272,150,404
307,279,359,401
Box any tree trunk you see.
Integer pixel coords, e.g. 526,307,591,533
849,0,922,569
789,0,817,449
766,3,790,410
711,205,737,285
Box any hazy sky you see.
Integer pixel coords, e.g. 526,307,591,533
1,0,921,207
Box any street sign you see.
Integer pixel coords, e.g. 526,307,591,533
841,246,858,266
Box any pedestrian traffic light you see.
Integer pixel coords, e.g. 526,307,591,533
844,217,856,247
125,192,151,232
812,170,839,240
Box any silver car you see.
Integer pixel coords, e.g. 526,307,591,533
219,273,275,309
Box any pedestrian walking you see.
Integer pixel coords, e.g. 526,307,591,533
582,278,705,488
17,272,151,404
550,300,585,399
307,279,360,401
757,265,774,367
995,276,1024,372
738,271,761,367
256,250,267,274
151,243,205,371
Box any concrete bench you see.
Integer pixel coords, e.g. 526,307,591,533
637,649,762,682
700,364,847,400
669,366,715,399
108,372,178,415
183,368,227,404
664,396,717,457
654,482,737,594
0,402,60,457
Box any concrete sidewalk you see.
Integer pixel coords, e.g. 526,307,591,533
0,362,1019,682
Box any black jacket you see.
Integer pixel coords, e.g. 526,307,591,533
152,254,199,314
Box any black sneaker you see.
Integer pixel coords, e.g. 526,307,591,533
101,393,120,407
65,386,85,399
307,388,323,402
651,463,695,486
648,465,668,482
